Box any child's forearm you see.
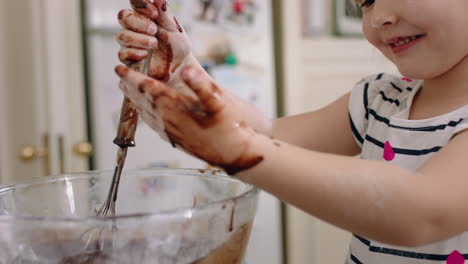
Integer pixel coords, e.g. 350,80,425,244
234,97,273,136
236,133,458,247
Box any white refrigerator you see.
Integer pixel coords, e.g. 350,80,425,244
83,0,282,263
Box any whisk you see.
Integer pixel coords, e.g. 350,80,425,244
80,50,152,252
99,49,152,217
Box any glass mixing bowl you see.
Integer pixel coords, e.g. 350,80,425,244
0,168,258,263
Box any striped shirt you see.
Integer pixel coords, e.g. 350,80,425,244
346,73,468,264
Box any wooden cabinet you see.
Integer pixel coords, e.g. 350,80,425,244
0,0,88,183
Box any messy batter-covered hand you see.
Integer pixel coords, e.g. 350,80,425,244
117,0,273,135
118,0,202,91
115,64,264,175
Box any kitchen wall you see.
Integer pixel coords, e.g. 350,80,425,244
279,1,398,264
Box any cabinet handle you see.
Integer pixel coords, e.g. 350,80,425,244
73,141,93,157
18,134,51,176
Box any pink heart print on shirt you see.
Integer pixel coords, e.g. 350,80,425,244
383,141,395,161
402,77,413,82
447,250,464,264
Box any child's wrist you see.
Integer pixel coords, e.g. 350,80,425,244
233,131,275,183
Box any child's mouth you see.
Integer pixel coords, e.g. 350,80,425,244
389,35,425,54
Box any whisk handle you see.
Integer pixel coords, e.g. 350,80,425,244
113,50,153,148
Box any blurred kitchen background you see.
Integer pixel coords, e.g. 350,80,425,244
0,0,397,263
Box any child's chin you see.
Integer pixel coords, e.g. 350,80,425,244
397,67,438,80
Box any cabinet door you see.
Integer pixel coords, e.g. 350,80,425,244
0,0,88,184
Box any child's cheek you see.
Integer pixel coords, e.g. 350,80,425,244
361,17,375,41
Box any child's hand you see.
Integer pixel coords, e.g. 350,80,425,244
117,0,273,140
117,0,199,87
115,64,264,175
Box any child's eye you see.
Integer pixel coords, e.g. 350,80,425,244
361,0,375,7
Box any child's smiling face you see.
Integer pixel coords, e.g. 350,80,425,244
360,0,468,80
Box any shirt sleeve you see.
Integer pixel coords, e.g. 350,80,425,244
348,74,382,148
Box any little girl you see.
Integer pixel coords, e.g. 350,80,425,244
115,0,468,263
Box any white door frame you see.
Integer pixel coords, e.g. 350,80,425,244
0,0,7,181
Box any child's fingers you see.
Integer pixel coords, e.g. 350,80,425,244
116,64,155,91
116,29,158,49
118,9,158,35
118,47,149,65
181,66,225,113
115,65,177,105
115,64,196,150
130,0,159,20
152,0,184,33
147,27,173,82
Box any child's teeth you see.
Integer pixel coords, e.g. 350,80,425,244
394,36,417,47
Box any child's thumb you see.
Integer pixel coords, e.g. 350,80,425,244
182,66,225,113
152,0,184,33
130,0,159,20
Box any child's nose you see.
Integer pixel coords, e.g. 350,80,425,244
370,3,399,29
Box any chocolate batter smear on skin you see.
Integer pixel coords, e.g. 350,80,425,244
128,0,185,83
117,10,126,20
164,129,179,148
220,156,264,176
171,62,182,73
118,34,134,45
174,17,183,33
166,130,264,176
130,0,148,9
161,0,168,12
118,11,153,35
130,0,158,20
161,115,264,175
153,31,173,82
119,51,147,65
149,78,264,175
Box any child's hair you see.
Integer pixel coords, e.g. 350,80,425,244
346,0,363,17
